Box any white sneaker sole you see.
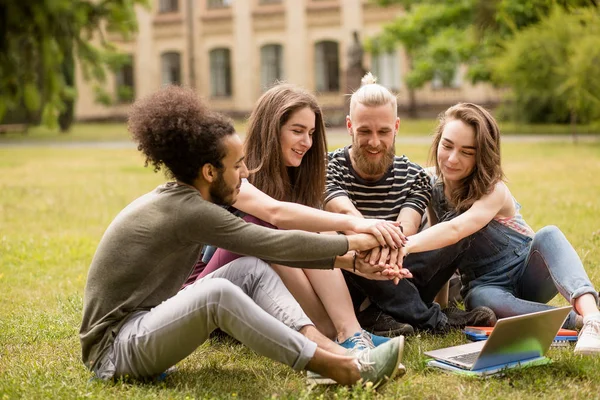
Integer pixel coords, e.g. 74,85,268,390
574,346,600,355
306,375,337,385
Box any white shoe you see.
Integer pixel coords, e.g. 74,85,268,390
574,319,600,355
306,370,336,385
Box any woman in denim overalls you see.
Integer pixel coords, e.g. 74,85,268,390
401,103,600,356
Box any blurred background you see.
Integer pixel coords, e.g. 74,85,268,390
1,0,599,134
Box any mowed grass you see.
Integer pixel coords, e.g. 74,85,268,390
1,140,600,399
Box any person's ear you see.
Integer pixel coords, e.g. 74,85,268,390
201,163,217,183
395,117,400,133
346,116,353,135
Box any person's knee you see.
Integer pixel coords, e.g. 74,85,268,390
464,286,501,310
229,256,284,292
197,277,242,305
536,225,563,242
230,257,271,277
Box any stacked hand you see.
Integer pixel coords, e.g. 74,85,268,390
351,219,407,249
353,250,412,284
344,219,411,284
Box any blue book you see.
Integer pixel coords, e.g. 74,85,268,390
427,357,551,377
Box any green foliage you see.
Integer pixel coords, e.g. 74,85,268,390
370,0,600,122
493,7,600,123
0,0,148,127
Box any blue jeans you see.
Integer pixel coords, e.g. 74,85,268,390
461,225,598,329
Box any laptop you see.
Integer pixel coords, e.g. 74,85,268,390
425,306,572,374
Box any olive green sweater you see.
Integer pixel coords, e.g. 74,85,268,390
80,183,348,370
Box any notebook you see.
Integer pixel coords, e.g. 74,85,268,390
425,306,572,374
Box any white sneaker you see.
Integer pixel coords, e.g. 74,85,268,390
306,370,336,385
574,318,600,355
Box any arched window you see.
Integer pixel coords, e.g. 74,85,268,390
210,48,232,97
315,40,339,92
260,44,284,90
161,52,181,85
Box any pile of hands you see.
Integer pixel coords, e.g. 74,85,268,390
352,219,412,284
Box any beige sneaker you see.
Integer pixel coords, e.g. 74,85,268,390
574,318,600,355
355,335,405,388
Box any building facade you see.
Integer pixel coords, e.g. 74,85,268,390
75,0,503,123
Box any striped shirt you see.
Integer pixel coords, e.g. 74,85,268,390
324,146,432,220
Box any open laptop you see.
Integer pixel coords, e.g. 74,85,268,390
425,306,572,373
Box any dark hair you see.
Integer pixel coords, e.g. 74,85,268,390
128,86,235,184
245,83,327,208
429,102,505,213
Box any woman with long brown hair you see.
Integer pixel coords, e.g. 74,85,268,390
187,83,411,350
400,102,600,355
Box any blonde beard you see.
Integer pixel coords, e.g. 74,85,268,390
352,145,395,178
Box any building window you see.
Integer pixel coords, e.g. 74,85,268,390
161,52,181,85
159,0,178,13
315,41,340,92
115,55,135,103
207,0,231,9
210,48,232,97
260,44,284,90
372,49,401,91
431,66,464,90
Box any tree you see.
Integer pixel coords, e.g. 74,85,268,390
0,0,147,131
368,0,598,120
492,7,600,128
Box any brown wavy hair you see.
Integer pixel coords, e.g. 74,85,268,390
244,83,327,208
429,103,505,213
128,86,235,184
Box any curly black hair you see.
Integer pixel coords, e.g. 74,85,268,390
128,85,236,184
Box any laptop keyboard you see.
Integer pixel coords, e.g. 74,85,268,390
447,352,480,365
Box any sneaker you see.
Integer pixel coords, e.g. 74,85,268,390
154,365,178,382
338,331,376,352
357,306,415,337
306,370,336,385
355,335,405,388
370,331,391,347
574,318,600,355
443,306,497,329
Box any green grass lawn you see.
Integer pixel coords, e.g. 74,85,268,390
1,141,599,399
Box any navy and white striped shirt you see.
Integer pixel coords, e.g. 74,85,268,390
324,146,432,221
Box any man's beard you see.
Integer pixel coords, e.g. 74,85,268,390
352,140,395,178
210,170,236,206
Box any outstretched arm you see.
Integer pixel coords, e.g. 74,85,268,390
233,181,404,248
403,182,511,256
323,196,364,219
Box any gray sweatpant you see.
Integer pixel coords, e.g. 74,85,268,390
94,257,317,380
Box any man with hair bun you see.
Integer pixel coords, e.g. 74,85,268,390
325,72,497,334
79,85,405,387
